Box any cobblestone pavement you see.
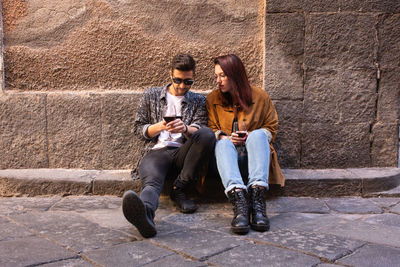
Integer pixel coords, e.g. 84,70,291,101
1,195,400,267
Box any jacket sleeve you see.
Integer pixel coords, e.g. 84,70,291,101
133,91,154,140
189,95,207,129
206,95,228,139
261,94,279,142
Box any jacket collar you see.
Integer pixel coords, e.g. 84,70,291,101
160,84,189,104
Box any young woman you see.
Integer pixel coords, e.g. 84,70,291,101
206,54,284,234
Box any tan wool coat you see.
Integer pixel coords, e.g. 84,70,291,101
206,86,285,186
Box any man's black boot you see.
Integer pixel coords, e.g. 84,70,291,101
122,190,157,238
249,185,270,232
227,188,250,235
170,180,197,214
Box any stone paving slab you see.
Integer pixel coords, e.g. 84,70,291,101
391,202,400,214
153,228,249,261
324,197,383,214
83,241,175,266
0,196,62,215
40,258,93,267
267,197,330,213
294,215,400,248
207,243,321,267
363,213,400,228
246,228,365,261
0,216,34,241
336,244,400,267
0,235,76,267
9,211,136,252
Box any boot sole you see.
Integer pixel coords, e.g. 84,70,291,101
122,190,156,238
250,223,270,232
231,226,250,235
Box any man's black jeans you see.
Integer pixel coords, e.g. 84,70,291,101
138,127,215,212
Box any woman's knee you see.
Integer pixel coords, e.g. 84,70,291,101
247,129,270,144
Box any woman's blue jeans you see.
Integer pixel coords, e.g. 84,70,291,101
215,129,270,196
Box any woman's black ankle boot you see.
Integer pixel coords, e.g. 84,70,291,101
227,188,249,234
249,186,270,232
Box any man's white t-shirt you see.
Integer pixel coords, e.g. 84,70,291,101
152,92,185,149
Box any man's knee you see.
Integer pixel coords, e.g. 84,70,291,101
193,127,216,147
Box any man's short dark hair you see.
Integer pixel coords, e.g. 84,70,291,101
171,54,196,73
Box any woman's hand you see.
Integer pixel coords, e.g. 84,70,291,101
231,132,247,145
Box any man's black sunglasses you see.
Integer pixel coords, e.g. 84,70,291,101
172,77,194,86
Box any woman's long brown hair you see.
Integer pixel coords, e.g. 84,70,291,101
214,54,252,112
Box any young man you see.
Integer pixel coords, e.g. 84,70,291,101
122,54,215,238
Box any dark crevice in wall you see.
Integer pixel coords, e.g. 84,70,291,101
299,11,306,168
44,94,50,168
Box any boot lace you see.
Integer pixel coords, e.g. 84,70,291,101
252,187,266,216
231,190,248,216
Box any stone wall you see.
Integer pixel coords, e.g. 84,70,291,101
0,0,399,169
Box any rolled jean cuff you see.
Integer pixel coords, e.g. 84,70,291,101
247,181,269,190
224,184,247,196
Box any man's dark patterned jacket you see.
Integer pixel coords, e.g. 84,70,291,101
131,84,207,176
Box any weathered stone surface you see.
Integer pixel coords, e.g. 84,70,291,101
301,123,370,168
92,170,138,196
377,68,400,123
50,195,121,212
101,93,142,169
391,203,400,214
144,254,207,267
371,123,398,167
0,216,34,241
265,13,304,100
324,197,383,214
348,167,400,193
155,228,248,261
4,0,263,91
267,197,330,213
247,228,365,261
47,93,102,169
304,69,376,124
9,211,135,252
305,14,376,70
363,213,400,228
296,215,400,247
266,0,339,13
40,258,93,267
208,243,321,267
269,213,327,231
274,124,301,168
83,241,174,266
379,14,400,68
340,0,400,12
369,197,400,208
0,169,96,196
0,196,61,214
337,244,400,267
0,236,76,267
0,93,48,169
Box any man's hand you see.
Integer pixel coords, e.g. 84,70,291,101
165,118,186,134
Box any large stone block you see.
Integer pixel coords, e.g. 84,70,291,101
304,69,376,123
47,93,102,169
378,68,400,123
0,93,48,169
265,13,304,100
340,0,400,13
301,123,370,168
3,0,263,91
305,14,376,70
371,123,398,167
273,100,303,126
379,14,400,68
101,92,143,169
274,124,301,168
266,0,339,13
